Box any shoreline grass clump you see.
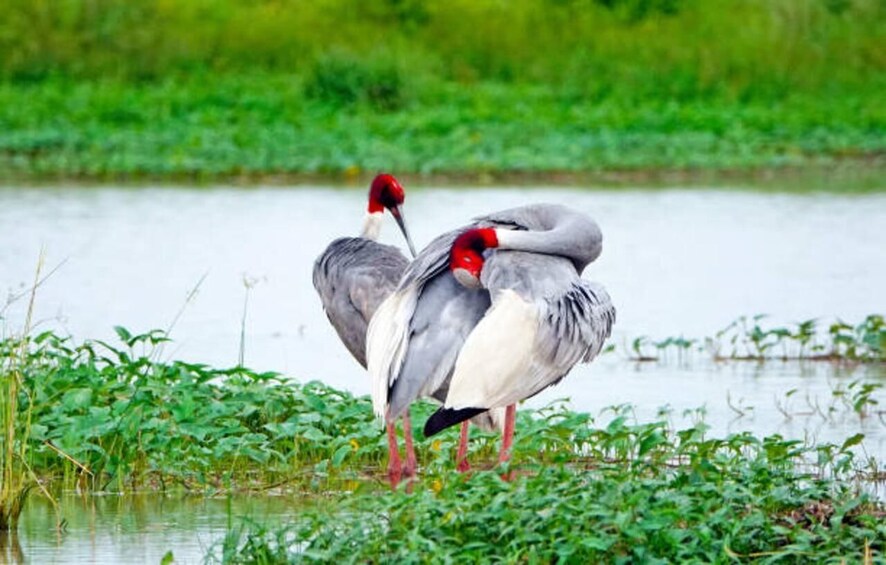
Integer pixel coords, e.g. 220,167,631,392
10,329,399,492
208,413,886,563
1,328,885,560
0,75,881,181
0,259,43,531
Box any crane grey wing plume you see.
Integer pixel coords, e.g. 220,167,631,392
451,252,613,406
313,237,409,368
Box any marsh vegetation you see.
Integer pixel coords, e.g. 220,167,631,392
0,321,883,561
1,0,882,179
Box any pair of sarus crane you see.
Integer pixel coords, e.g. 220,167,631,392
313,174,615,488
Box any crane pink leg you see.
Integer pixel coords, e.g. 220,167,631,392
401,412,417,479
386,421,402,489
456,421,471,473
498,404,517,480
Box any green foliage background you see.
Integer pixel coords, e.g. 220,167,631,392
0,0,883,178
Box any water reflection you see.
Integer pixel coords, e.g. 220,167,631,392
0,532,25,564
18,493,296,564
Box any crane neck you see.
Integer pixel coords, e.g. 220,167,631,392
360,211,384,241
493,215,602,272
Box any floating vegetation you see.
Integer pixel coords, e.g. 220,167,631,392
207,410,886,563
1,328,884,560
624,314,886,364
1,329,397,493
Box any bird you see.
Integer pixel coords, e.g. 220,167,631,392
368,203,614,476
312,173,419,486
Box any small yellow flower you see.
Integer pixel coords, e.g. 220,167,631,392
349,438,360,450
431,439,442,452
431,479,443,493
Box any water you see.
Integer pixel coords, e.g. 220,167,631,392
2,183,885,561
9,493,296,564
2,185,884,419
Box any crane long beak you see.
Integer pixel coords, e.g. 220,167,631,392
390,206,417,258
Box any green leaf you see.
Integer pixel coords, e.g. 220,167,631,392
840,433,864,451
638,430,666,457
331,444,352,467
114,326,132,343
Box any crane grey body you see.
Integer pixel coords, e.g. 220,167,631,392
313,236,409,367
311,173,420,488
368,203,615,437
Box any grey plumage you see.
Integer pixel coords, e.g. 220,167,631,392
386,272,491,418
368,203,615,432
313,236,408,368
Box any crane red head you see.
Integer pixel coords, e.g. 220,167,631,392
449,228,499,288
367,173,416,257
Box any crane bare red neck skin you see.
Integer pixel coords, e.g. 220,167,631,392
362,173,417,257
450,228,499,288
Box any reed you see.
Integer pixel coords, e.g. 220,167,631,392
0,255,42,530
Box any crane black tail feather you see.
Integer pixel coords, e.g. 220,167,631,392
424,407,488,437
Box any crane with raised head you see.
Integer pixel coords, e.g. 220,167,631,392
312,173,419,486
368,203,614,480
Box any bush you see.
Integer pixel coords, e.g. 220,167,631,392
304,53,410,111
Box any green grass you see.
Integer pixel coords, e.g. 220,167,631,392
1,328,884,560
0,0,883,181
0,75,882,180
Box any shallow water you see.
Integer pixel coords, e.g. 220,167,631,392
2,184,885,425
10,493,296,564
2,183,886,562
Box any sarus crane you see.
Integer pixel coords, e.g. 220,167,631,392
312,173,419,485
368,203,614,478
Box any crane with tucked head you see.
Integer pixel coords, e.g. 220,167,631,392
312,173,419,485
368,203,614,478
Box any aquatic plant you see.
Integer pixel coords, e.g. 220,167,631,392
623,314,886,363
207,411,886,563
2,327,884,560
3,328,426,492
0,257,42,531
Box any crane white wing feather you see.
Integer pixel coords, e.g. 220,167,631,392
444,255,615,411
367,287,418,419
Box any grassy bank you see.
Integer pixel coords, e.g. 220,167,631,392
1,75,882,181
0,328,886,563
0,319,881,493
0,0,883,181
0,329,884,559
